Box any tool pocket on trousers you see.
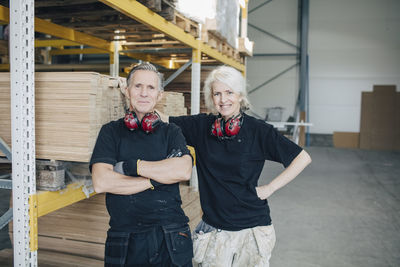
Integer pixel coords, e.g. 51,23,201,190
164,224,193,266
192,230,213,264
252,225,276,258
104,230,130,266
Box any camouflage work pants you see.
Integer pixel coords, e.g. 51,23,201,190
192,221,276,267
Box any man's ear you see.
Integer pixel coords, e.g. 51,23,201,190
157,91,163,102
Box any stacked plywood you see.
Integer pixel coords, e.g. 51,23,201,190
163,68,213,114
155,91,187,116
0,40,8,64
0,72,125,162
3,184,201,265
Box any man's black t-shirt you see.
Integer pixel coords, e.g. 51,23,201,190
170,113,303,231
90,118,190,232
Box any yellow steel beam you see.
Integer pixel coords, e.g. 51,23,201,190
99,0,198,48
187,145,196,165
121,52,182,69
49,48,107,56
35,18,113,52
0,5,112,52
1,5,176,68
37,182,96,218
0,64,10,70
99,0,245,71
29,194,38,252
201,43,245,72
0,4,8,24
35,39,82,48
2,4,243,70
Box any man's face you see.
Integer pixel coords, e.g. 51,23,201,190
126,70,162,119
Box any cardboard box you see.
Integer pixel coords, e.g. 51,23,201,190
396,93,400,150
238,37,254,57
333,132,360,148
359,85,399,151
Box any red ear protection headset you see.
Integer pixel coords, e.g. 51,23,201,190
124,110,161,133
211,113,243,140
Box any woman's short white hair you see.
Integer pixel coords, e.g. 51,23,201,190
204,65,250,113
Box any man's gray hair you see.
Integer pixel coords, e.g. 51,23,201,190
126,62,164,91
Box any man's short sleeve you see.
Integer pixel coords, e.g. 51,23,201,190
89,123,118,172
167,123,191,159
263,124,303,168
169,114,207,146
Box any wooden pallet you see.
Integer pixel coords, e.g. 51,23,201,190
201,30,241,62
200,18,243,62
137,0,163,12
238,37,254,57
173,12,200,38
201,28,223,52
138,0,199,38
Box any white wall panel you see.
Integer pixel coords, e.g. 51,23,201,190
247,0,400,134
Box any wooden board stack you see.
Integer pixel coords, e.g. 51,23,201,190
2,184,201,265
0,40,8,64
0,72,125,162
155,91,187,116
164,69,213,114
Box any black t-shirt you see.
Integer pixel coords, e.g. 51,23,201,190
170,113,303,231
90,118,190,232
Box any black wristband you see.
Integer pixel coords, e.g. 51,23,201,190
150,179,163,187
123,158,138,177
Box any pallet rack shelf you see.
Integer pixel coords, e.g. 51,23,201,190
1,0,250,265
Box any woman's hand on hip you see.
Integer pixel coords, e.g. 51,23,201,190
255,184,275,200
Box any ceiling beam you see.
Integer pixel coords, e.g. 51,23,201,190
0,5,112,52
49,48,107,56
99,0,245,72
35,39,82,48
0,5,178,69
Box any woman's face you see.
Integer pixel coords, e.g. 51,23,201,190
212,80,242,120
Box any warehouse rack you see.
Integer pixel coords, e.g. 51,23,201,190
0,0,250,265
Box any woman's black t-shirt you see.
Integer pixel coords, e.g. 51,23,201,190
170,113,302,231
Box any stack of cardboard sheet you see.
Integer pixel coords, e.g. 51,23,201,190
163,68,213,114
155,91,187,116
0,72,125,162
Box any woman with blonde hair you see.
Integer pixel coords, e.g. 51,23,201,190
160,65,311,266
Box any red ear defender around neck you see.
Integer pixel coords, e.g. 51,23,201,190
211,113,243,140
124,110,140,131
124,110,161,133
211,118,224,138
224,116,242,136
141,112,161,133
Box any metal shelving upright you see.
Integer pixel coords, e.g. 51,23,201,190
5,1,248,265
10,0,37,265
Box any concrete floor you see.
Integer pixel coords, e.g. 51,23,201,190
0,147,399,266
260,147,400,267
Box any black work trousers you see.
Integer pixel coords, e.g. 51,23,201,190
104,224,193,267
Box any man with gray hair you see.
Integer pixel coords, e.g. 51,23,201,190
90,62,194,266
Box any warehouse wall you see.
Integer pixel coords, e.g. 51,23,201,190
247,0,400,134
246,0,298,121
